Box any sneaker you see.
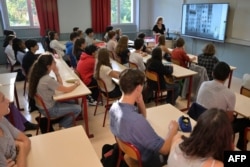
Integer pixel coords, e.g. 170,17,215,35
88,100,97,106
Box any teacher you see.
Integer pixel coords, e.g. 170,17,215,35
152,16,166,43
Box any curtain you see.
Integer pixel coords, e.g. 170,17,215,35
91,0,111,33
35,0,60,36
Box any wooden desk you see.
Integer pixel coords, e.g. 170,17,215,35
110,58,128,84
143,55,197,111
0,72,17,85
27,126,102,167
52,58,93,138
235,93,250,118
0,84,15,102
147,104,196,138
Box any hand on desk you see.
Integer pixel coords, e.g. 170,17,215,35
168,120,178,136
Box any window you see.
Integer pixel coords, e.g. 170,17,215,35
1,0,39,28
111,0,134,24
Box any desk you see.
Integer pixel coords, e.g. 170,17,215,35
52,58,93,137
110,58,128,84
235,93,250,118
143,55,197,111
27,126,102,167
147,104,196,138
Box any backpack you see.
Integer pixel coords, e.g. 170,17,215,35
101,143,128,167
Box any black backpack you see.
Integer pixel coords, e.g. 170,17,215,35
101,143,128,167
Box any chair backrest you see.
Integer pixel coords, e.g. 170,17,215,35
96,78,109,97
129,61,138,69
115,137,142,167
240,86,250,97
145,70,160,91
187,102,207,121
34,94,51,119
171,59,181,66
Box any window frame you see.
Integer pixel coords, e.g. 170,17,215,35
0,0,39,29
111,0,136,26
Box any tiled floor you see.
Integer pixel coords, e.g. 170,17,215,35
1,65,248,159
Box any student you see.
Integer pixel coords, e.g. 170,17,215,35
115,35,130,65
49,31,66,58
12,38,26,65
146,47,180,105
115,28,122,41
158,35,172,60
4,35,17,66
77,45,99,105
77,30,84,38
109,69,178,167
103,25,113,42
137,32,152,54
65,32,79,68
73,38,86,61
28,53,81,128
129,38,146,71
73,27,79,32
95,48,122,98
85,28,98,46
196,62,250,150
152,16,166,35
106,30,117,52
171,37,196,68
0,91,31,167
168,108,233,167
242,73,250,90
198,43,219,80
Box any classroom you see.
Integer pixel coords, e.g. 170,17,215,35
0,0,250,167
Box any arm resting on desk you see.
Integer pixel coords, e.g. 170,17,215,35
109,70,120,79
57,81,79,93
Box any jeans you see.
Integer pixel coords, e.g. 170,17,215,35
165,82,180,105
40,101,81,128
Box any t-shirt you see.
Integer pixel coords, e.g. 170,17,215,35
171,48,190,68
50,39,66,58
16,51,25,66
37,74,59,109
85,36,95,46
110,101,164,163
152,24,166,35
117,48,130,64
99,65,116,92
129,52,146,72
196,80,236,111
22,51,38,75
4,44,16,65
0,117,19,167
106,40,117,52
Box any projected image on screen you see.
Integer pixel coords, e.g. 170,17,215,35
181,3,229,42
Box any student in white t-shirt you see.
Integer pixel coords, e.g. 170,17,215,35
106,30,117,52
95,48,122,98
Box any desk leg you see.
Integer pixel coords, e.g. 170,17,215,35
82,96,94,138
181,76,193,112
228,70,233,88
14,84,24,111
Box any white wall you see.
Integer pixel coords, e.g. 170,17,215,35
57,0,91,33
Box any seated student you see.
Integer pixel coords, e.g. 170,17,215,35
168,108,233,167
171,37,195,68
77,45,99,105
198,43,219,80
115,28,122,41
4,35,18,66
95,48,122,98
137,32,152,54
3,30,15,47
0,91,31,167
106,30,117,52
73,38,86,61
129,38,147,71
28,53,81,128
115,35,130,65
103,25,113,42
109,69,178,167
65,32,79,68
197,62,250,150
49,31,66,58
242,73,250,90
73,27,79,32
12,38,26,66
158,35,172,60
85,28,98,46
146,47,180,105
77,30,84,39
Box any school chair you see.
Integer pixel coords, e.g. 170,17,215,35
115,136,143,167
129,61,138,69
34,94,76,135
145,70,174,106
94,78,120,127
240,86,250,97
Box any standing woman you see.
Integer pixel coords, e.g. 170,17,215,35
198,43,219,80
28,53,81,128
115,35,130,65
95,48,122,98
152,16,166,43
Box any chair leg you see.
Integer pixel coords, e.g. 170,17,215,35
102,107,108,127
35,113,41,135
23,79,27,96
94,93,101,116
